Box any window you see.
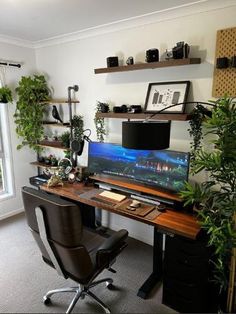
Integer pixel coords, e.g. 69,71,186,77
0,103,14,198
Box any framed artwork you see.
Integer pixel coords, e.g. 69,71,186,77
144,81,190,113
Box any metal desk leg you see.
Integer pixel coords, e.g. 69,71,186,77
137,227,163,299
95,207,108,236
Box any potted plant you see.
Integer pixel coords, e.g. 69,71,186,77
60,131,70,148
94,101,108,142
0,86,13,103
180,96,236,310
14,75,51,152
71,114,84,142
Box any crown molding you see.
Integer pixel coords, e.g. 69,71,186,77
33,0,236,49
0,34,34,49
0,0,235,49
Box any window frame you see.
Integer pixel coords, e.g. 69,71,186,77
0,103,14,200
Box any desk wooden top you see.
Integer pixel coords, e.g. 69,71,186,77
41,182,200,240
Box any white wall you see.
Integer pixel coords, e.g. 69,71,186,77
0,42,37,218
35,6,236,244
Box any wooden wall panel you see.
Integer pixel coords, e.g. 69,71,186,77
212,27,236,97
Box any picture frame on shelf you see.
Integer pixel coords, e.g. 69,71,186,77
144,81,190,113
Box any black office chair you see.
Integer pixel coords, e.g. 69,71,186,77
22,186,128,314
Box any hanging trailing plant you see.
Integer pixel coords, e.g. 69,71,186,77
188,103,212,164
94,101,108,142
0,86,13,103
180,97,236,304
14,75,51,152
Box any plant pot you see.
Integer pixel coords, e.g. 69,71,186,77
0,96,8,103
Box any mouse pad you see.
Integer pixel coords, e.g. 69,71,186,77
115,199,155,217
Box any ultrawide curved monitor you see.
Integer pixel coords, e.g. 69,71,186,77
88,142,189,193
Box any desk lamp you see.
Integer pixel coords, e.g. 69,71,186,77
122,102,212,150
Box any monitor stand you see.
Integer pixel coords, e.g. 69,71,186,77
90,174,182,207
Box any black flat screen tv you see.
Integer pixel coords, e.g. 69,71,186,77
88,142,190,193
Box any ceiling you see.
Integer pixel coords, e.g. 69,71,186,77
0,0,206,42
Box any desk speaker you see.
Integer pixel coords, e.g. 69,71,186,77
107,56,119,67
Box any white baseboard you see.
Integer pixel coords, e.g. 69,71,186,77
0,208,24,221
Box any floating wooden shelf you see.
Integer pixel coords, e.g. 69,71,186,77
94,58,201,74
37,142,71,150
42,121,71,127
96,112,192,121
41,99,80,104
30,161,58,169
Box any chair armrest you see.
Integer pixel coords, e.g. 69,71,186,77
96,229,128,268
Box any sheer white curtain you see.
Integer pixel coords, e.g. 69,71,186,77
0,66,14,198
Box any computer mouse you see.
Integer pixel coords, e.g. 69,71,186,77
130,200,141,208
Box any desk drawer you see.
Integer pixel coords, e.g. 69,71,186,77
165,234,209,257
163,286,207,313
163,278,208,313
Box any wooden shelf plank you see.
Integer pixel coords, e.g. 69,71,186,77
37,143,71,151
96,112,192,121
42,121,71,127
30,161,58,169
41,99,80,104
94,58,201,74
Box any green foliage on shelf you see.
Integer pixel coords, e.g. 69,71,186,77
14,75,51,152
94,101,108,142
60,131,70,148
0,86,13,103
180,97,236,294
71,115,84,142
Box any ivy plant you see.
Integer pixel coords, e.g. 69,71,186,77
180,97,236,297
14,75,50,152
94,101,108,142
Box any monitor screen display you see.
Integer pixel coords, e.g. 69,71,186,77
88,142,190,193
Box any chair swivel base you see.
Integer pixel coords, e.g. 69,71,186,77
43,277,114,314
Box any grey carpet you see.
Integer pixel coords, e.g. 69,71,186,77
0,213,176,313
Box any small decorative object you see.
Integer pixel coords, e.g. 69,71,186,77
106,56,119,67
47,175,64,187
58,158,73,175
128,105,142,113
172,41,190,59
99,102,109,113
144,81,190,113
0,86,13,103
164,49,173,60
68,172,76,183
126,56,134,65
52,105,63,124
50,156,58,166
216,57,229,69
113,105,127,113
146,49,159,63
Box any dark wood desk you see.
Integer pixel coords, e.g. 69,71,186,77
41,182,200,299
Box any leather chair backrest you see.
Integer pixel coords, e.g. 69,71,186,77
22,186,94,281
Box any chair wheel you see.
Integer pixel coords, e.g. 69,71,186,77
106,283,114,290
43,297,51,305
